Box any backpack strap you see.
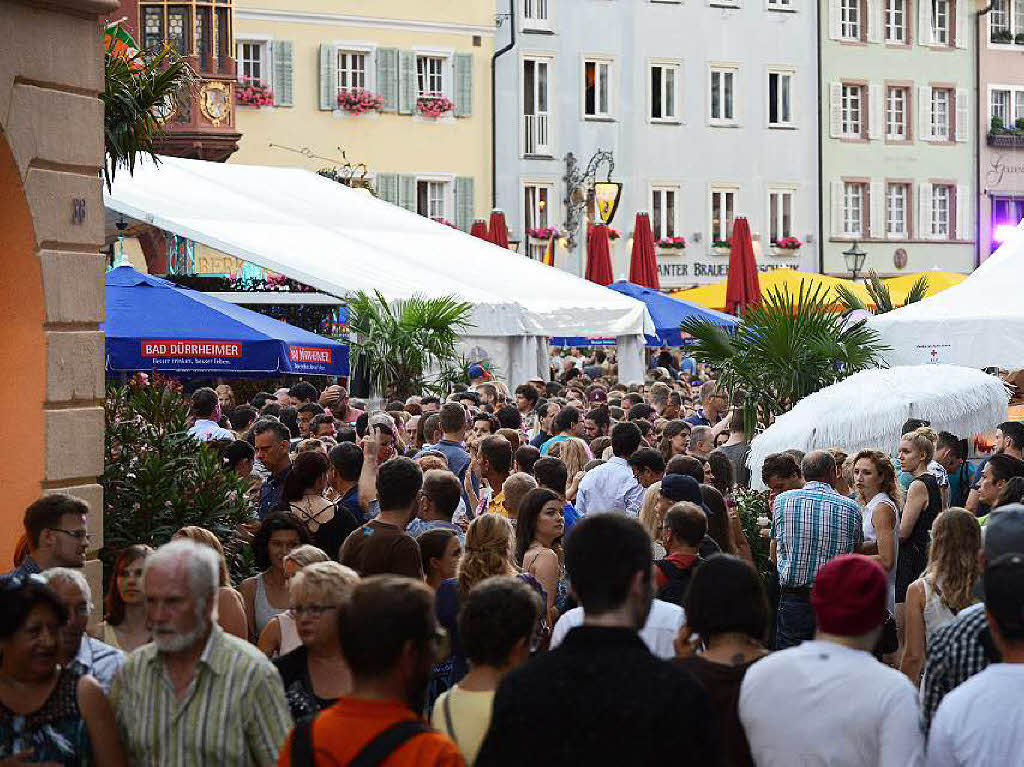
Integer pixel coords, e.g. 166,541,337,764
291,715,316,767
349,719,431,767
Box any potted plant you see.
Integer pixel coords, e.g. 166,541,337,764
528,226,563,239
417,95,455,118
711,239,731,255
337,88,385,114
431,217,458,228
606,228,621,241
236,77,274,107
773,235,803,251
992,115,1007,135
993,28,1014,43
1015,32,1024,44
657,236,687,249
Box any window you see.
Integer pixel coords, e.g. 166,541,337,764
710,188,736,243
886,183,910,237
886,0,908,42
841,84,863,137
237,41,266,83
931,88,952,140
523,58,552,155
841,0,861,38
523,0,550,26
768,189,794,242
768,0,793,9
931,0,949,44
768,71,793,126
338,50,368,91
992,89,1011,126
931,184,952,237
416,180,449,221
650,63,678,121
416,55,445,98
583,59,612,118
710,67,737,123
843,182,866,236
524,183,555,259
992,0,1009,36
651,187,679,240
886,86,908,140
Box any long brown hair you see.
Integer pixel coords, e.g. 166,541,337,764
852,449,903,509
926,508,981,613
457,514,515,598
105,544,153,625
173,526,231,587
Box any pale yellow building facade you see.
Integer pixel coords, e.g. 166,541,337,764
232,0,495,230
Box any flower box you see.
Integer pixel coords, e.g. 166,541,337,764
772,236,803,251
993,29,1014,43
237,78,273,107
432,217,458,229
710,240,731,256
337,88,385,114
657,236,687,249
528,226,563,239
417,95,455,118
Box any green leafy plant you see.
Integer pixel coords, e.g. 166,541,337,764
991,115,1006,135
347,290,474,399
993,28,1014,43
681,280,889,433
101,376,254,587
834,269,929,314
734,489,773,587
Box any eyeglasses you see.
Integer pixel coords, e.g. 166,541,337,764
47,528,90,541
291,604,338,618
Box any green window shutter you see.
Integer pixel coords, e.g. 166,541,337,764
376,48,398,111
319,43,336,111
399,51,416,115
454,53,472,117
398,174,417,212
455,177,474,230
375,173,398,204
272,41,293,107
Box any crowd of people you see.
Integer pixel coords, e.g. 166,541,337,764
3,350,1023,766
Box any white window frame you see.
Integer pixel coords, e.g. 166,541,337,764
842,181,866,237
840,0,862,39
931,0,950,44
886,182,910,238
522,0,552,30
709,185,739,244
582,56,614,120
651,184,681,241
886,85,909,140
334,43,377,94
991,0,1010,38
766,186,796,243
767,69,795,128
709,64,739,126
649,60,681,123
987,84,1024,131
930,87,951,140
236,38,270,84
521,54,554,157
767,0,795,11
415,174,454,222
885,0,908,42
931,183,952,238
841,83,864,137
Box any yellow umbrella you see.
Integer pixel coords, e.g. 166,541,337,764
671,268,872,311
882,270,966,304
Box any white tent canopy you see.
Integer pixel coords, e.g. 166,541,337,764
869,232,1024,368
104,155,655,383
746,365,1009,489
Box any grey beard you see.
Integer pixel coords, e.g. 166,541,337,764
154,617,211,653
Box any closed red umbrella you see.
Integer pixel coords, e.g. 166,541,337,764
585,224,615,286
724,217,761,316
469,219,489,241
628,212,660,290
488,210,509,249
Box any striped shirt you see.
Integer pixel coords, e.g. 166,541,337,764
771,481,864,587
110,625,292,766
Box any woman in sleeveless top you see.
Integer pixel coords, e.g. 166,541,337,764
278,451,337,536
258,544,330,658
900,509,981,685
172,526,248,639
240,513,310,642
515,489,568,625
93,545,152,652
853,450,901,614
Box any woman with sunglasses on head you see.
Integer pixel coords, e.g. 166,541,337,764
95,544,153,652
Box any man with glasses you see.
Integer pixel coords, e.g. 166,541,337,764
12,493,90,576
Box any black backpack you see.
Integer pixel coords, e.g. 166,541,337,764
654,557,701,606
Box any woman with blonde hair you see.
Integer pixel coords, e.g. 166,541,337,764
555,437,589,503
172,526,248,639
900,508,981,685
640,481,667,558
258,544,331,658
852,450,901,616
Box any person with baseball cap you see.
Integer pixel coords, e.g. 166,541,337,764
739,555,924,767
656,474,721,560
927,551,1024,766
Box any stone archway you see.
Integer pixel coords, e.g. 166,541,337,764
0,0,115,583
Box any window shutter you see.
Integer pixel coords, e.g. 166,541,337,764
955,0,968,47
830,82,843,137
832,181,845,236
869,181,884,237
955,184,967,239
918,182,933,239
919,0,933,45
829,0,842,39
319,44,336,111
398,174,417,212
376,48,399,112
454,53,473,117
399,51,416,115
272,41,293,107
867,0,883,41
868,84,882,139
919,86,932,140
955,88,969,142
455,177,474,230
375,173,399,204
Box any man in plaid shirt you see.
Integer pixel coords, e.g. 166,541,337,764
771,450,864,650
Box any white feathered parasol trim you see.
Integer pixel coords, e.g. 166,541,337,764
747,365,1010,489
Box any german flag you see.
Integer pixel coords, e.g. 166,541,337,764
542,235,555,266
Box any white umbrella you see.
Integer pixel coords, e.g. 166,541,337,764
747,365,1009,489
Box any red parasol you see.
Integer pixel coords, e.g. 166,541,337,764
628,212,661,290
488,210,509,249
469,219,490,241
724,217,761,316
585,224,615,286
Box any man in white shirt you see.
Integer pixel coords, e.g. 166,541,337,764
186,387,234,442
927,552,1024,767
740,554,924,767
549,598,684,660
574,421,644,516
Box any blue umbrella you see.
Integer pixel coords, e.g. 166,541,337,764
551,280,738,347
103,266,348,376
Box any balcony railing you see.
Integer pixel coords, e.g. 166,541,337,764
988,132,1024,147
523,113,550,155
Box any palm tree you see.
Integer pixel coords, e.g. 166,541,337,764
834,269,929,314
681,280,889,433
347,290,474,399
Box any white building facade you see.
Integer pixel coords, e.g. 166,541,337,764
494,0,820,288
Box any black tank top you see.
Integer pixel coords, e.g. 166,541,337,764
908,472,942,548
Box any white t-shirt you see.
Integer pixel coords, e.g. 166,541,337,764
549,599,684,660
927,664,1024,767
739,640,924,767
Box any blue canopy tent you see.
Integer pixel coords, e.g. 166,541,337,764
551,280,738,347
103,266,349,376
